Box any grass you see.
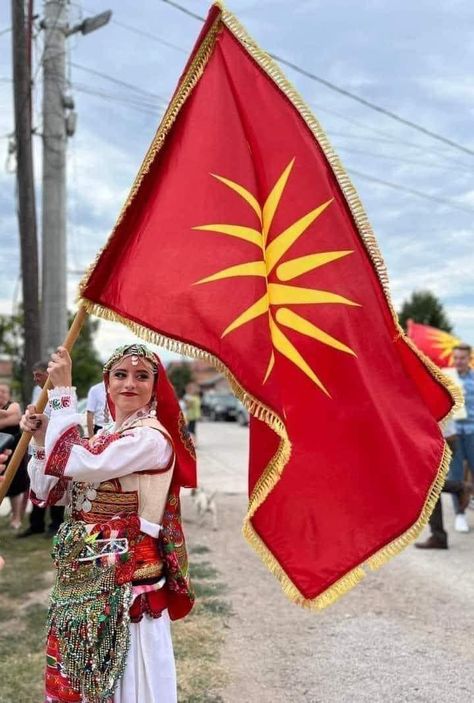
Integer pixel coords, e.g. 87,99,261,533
0,518,231,702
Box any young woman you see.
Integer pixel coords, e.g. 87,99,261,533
22,343,196,703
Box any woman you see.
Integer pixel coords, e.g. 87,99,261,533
22,343,196,703
0,382,29,529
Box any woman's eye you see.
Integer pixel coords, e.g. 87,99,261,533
137,374,150,381
113,371,126,378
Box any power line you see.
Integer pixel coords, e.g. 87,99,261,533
335,144,472,174
70,61,166,101
161,0,474,158
347,168,474,214
0,27,12,37
70,2,187,53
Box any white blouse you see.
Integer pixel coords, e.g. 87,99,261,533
28,387,172,507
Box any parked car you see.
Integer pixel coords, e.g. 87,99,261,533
201,392,239,421
235,400,249,426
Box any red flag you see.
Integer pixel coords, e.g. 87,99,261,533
80,4,459,608
407,320,461,367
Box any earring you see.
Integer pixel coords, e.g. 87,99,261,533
149,399,157,417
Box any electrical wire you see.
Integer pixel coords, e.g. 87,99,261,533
161,0,474,158
347,168,474,214
70,61,167,101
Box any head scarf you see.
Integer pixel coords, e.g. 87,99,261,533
103,344,196,488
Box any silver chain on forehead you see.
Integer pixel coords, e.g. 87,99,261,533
103,344,159,374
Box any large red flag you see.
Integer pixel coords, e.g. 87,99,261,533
407,320,461,367
80,3,459,608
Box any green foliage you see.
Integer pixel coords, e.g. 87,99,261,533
167,362,193,398
0,312,25,398
398,290,453,333
67,313,103,398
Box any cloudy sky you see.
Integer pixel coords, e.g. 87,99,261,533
1,0,473,364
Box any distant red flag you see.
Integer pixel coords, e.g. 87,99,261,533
407,320,461,367
80,4,458,608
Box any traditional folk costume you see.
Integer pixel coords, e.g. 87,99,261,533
28,345,196,703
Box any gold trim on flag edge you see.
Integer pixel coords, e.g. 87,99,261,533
78,2,461,611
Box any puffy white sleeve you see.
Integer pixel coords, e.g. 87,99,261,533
28,445,70,506
44,388,172,483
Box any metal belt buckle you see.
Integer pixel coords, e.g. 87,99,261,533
77,537,129,562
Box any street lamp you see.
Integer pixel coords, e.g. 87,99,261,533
66,10,112,36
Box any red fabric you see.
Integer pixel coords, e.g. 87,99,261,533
82,6,454,602
407,319,460,368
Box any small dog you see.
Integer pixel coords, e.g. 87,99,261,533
191,487,218,530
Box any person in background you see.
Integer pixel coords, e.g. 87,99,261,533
0,385,28,529
86,380,108,438
443,343,474,533
184,382,201,445
416,417,471,549
18,360,64,538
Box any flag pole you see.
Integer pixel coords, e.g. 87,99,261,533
0,304,89,505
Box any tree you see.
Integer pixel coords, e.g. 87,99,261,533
0,312,24,399
167,362,192,398
0,310,103,402
398,290,453,333
68,313,103,399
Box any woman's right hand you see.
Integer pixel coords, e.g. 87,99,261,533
20,405,48,445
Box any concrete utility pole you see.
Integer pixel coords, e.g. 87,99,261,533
11,0,41,402
41,0,68,357
41,1,111,357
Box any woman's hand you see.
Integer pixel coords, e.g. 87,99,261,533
20,405,48,445
48,346,73,388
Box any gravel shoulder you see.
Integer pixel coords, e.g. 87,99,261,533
185,422,474,703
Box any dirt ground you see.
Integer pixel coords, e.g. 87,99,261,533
182,492,474,703
183,422,474,703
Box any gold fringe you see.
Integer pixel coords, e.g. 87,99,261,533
78,2,459,611
367,441,451,570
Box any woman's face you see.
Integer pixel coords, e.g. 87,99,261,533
0,384,11,407
107,356,155,417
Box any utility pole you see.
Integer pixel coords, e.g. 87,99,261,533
41,0,68,357
41,1,112,357
11,0,41,402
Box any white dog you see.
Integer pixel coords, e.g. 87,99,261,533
191,487,218,530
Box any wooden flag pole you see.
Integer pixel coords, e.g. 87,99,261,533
0,304,88,505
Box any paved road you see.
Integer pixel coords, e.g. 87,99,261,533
184,421,474,703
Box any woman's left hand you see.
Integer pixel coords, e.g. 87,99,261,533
48,346,73,388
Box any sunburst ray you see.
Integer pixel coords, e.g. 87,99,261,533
263,350,275,384
268,283,359,307
269,315,330,396
265,199,333,273
192,224,263,248
211,173,262,224
262,158,294,244
276,308,356,356
222,293,269,338
195,261,266,284
277,250,353,281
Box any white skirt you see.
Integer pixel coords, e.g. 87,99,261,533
114,610,176,703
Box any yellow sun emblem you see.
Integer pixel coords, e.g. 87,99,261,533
427,329,460,364
193,158,360,396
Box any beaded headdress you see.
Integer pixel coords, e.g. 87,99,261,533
103,343,158,374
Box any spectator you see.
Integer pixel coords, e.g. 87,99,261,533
184,382,201,444
18,360,64,538
0,383,29,529
86,380,108,437
443,343,474,533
